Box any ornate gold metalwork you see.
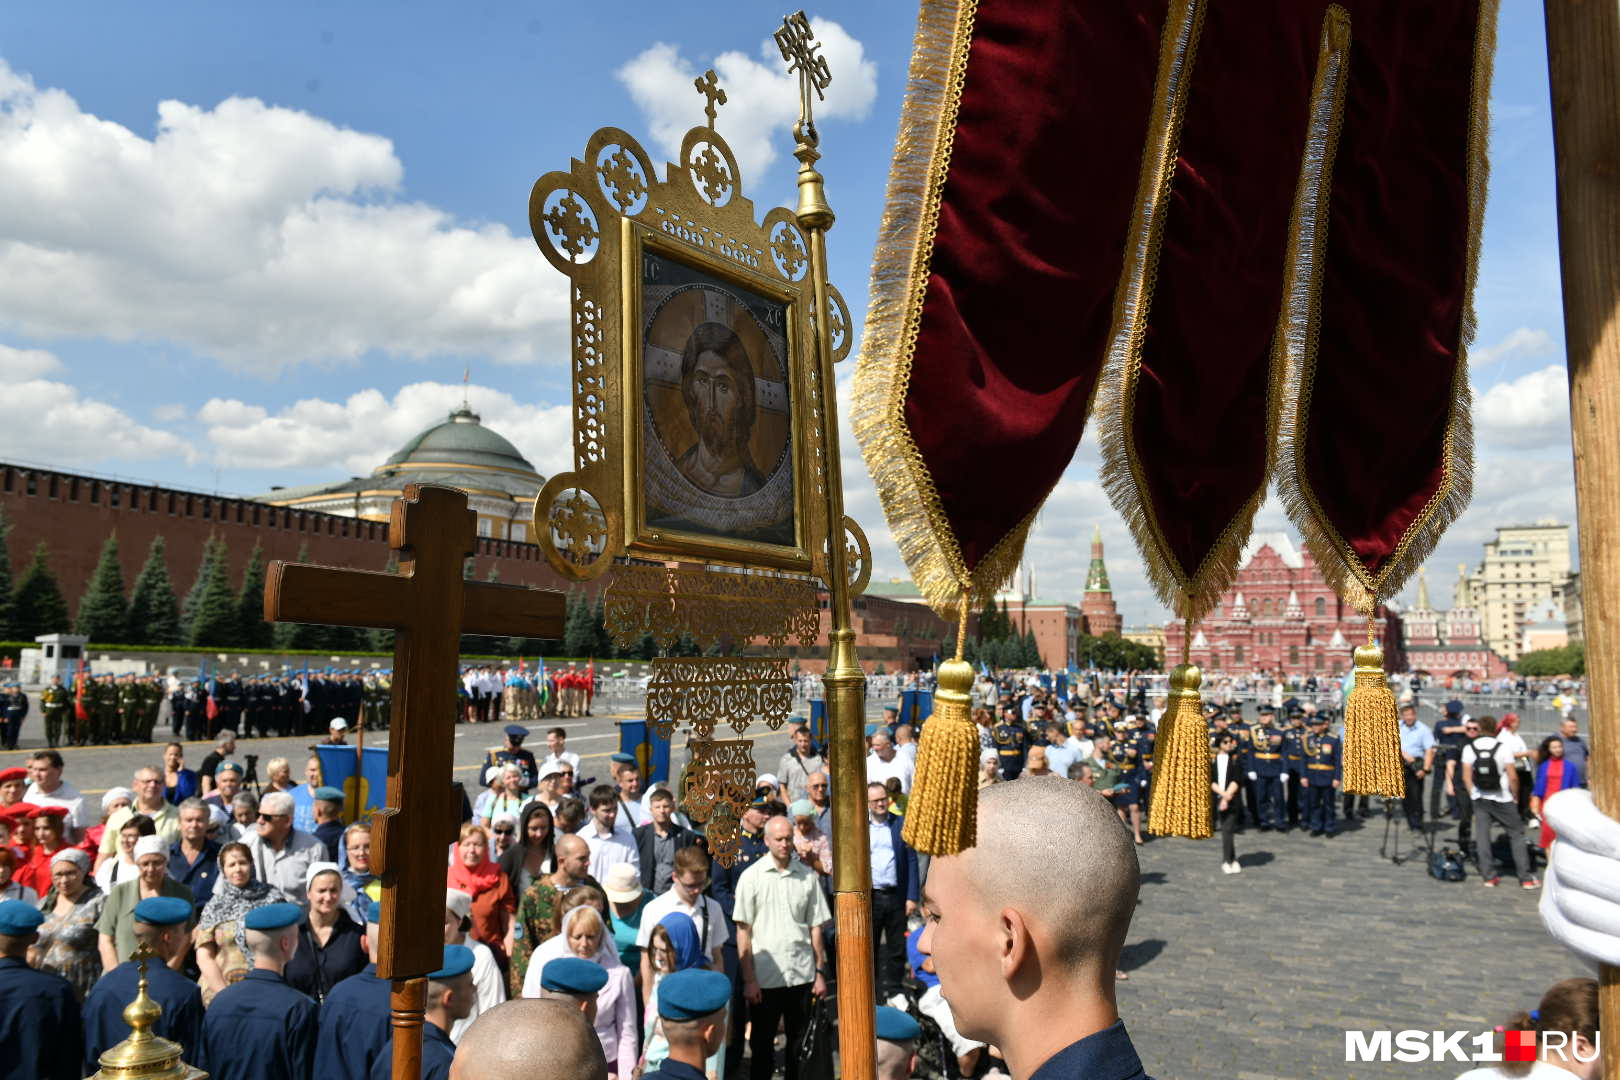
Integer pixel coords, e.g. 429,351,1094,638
705,801,743,868
681,736,756,865
694,69,728,128
647,656,794,738
91,944,208,1079
604,563,818,650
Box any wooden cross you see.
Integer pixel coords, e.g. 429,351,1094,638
694,68,727,129
263,483,565,1076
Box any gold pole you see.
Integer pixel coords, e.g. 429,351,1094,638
778,11,875,1079
1543,4,1620,1068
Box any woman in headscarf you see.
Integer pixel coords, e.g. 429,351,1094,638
339,821,379,925
194,840,286,1005
84,787,133,862
96,834,192,973
283,862,366,1003
529,904,638,1079
638,911,724,1077
446,821,514,967
29,847,105,1000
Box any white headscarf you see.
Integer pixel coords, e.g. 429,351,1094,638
521,903,620,998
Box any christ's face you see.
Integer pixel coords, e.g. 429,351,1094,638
690,349,742,454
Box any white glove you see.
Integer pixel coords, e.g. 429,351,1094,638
1247,771,1257,781
1540,788,1620,970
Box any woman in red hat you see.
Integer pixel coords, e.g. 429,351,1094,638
0,765,27,809
18,805,71,895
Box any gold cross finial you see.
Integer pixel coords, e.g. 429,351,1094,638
775,10,831,147
694,68,727,129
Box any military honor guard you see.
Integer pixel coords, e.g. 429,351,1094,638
370,944,476,1080
0,681,26,751
314,900,392,1080
1250,710,1287,831
488,724,539,790
0,898,82,1079
992,705,1029,781
1281,708,1307,829
1304,714,1343,837
197,901,320,1080
640,968,732,1080
82,896,204,1073
39,674,69,749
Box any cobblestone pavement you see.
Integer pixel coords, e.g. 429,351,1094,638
1116,808,1585,1080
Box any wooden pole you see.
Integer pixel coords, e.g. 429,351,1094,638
1544,3,1620,1070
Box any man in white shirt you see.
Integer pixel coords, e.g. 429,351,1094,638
893,725,918,764
1461,716,1538,889
581,785,639,881
24,750,89,839
866,732,915,796
540,727,582,775
243,790,325,904
636,845,727,990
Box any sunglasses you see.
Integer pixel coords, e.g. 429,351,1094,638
493,827,514,835
257,813,287,822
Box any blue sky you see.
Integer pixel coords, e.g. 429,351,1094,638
0,3,1578,623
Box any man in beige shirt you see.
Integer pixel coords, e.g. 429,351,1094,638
733,815,829,1080
99,766,180,857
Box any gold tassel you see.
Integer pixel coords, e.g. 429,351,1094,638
1146,658,1212,839
1342,620,1405,797
903,594,980,855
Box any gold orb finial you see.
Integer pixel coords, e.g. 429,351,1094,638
1353,643,1384,671
1169,662,1202,696
90,944,207,1079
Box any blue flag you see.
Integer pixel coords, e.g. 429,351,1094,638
619,720,671,784
316,745,389,824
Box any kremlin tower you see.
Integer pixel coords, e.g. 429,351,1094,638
1082,525,1123,636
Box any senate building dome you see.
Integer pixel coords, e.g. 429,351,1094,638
256,405,545,541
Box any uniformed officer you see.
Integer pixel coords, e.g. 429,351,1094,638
1106,723,1145,845
640,968,731,1080
536,956,607,1024
993,706,1029,781
1230,706,1259,826
875,1004,923,1080
0,899,82,1079
1304,714,1342,837
1281,708,1307,828
197,901,319,1080
371,945,475,1080
1250,710,1286,830
74,674,96,745
93,674,118,745
488,725,539,790
0,682,26,751
315,900,392,1079
39,675,69,749
82,896,204,1073
115,674,140,743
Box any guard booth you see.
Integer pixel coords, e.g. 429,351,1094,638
21,633,87,685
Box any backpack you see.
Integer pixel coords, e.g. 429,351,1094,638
1469,736,1503,793
1429,848,1467,883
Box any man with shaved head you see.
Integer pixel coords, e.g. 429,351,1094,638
918,776,1149,1079
449,998,607,1080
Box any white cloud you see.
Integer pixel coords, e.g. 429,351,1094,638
617,18,878,188
199,380,573,482
0,345,192,463
1473,326,1555,369
1474,364,1571,450
151,403,187,422
0,60,566,372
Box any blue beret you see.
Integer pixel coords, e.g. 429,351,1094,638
0,899,44,935
314,786,344,802
540,957,608,995
215,761,244,777
243,902,303,932
365,899,382,925
429,944,476,980
875,1005,921,1042
134,896,192,927
657,969,731,1020
610,752,637,765
504,725,528,738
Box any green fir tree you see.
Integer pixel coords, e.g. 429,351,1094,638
187,537,239,647
181,535,223,641
128,537,183,645
563,588,596,657
11,542,70,639
235,542,273,648
75,533,130,643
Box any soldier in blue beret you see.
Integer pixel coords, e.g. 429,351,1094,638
875,1005,922,1080
0,899,82,1079
537,955,608,1026
641,968,731,1080
313,785,346,862
315,900,393,1080
486,724,538,791
82,895,204,1074
371,945,477,1080
196,902,319,1080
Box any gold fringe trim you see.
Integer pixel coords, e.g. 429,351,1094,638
1277,1,1493,612
1146,662,1213,839
850,0,1031,616
1096,0,1258,624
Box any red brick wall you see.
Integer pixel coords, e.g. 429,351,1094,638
0,464,570,621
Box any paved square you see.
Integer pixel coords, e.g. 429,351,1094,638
1116,809,1585,1080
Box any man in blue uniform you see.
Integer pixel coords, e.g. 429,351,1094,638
875,1005,922,1080
1230,706,1260,827
1304,714,1342,837
315,900,392,1080
197,901,319,1080
993,705,1029,780
372,945,476,1080
450,998,607,1080
1249,712,1286,831
83,896,204,1073
641,968,732,1080
488,725,539,790
536,956,607,1024
0,899,82,1079
1281,708,1308,829
708,798,766,1079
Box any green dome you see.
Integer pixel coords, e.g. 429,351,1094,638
379,407,538,477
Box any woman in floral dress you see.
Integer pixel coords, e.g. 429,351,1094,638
30,848,105,1000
